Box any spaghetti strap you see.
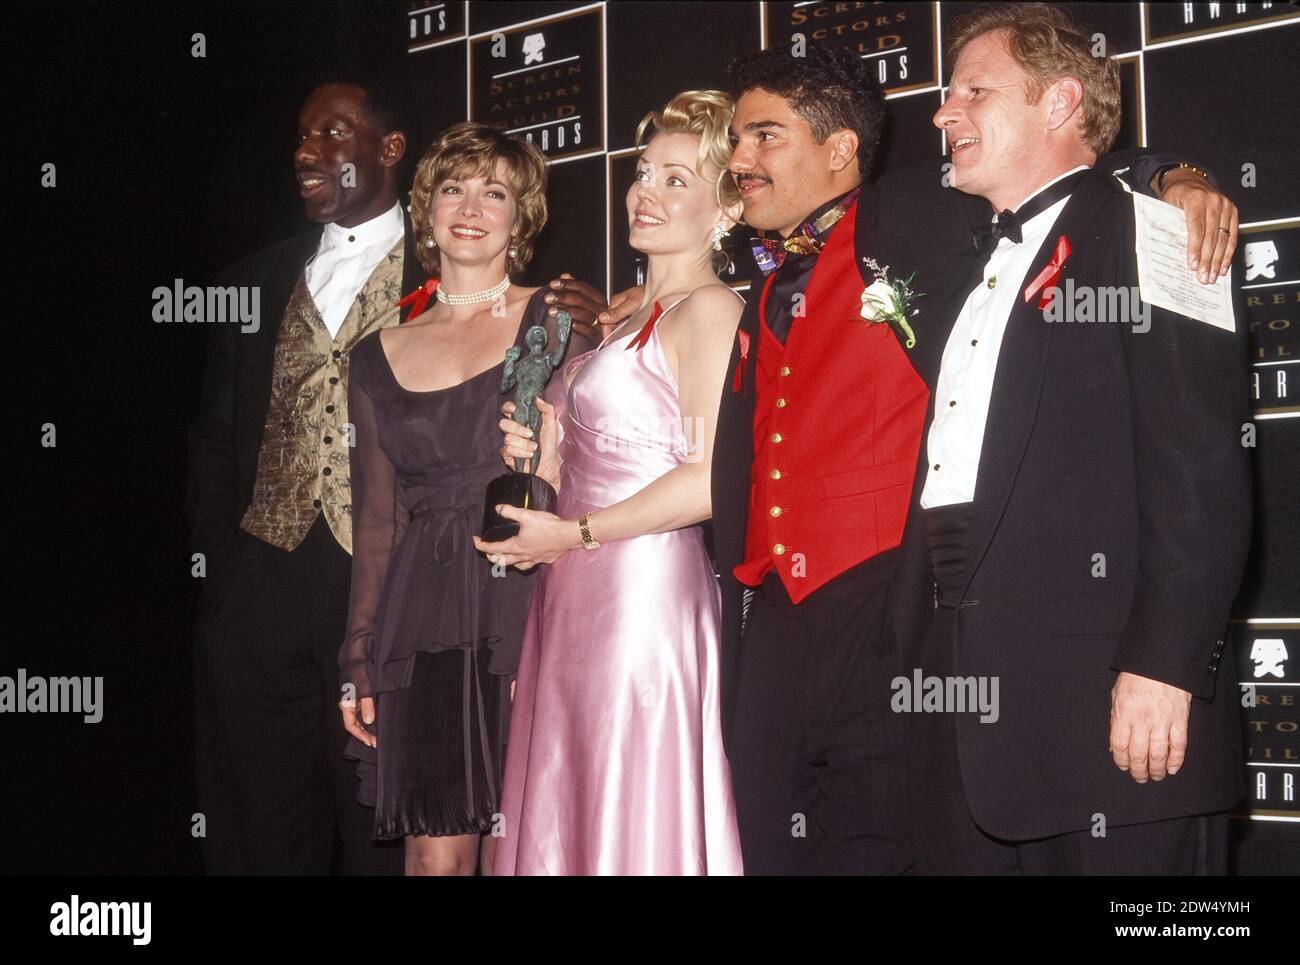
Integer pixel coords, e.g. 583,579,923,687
658,283,746,320
656,293,694,321
600,285,745,352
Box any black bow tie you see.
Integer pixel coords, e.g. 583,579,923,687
970,169,1090,259
972,210,1021,257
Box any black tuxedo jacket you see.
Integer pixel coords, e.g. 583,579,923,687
711,252,760,752
185,211,425,619
889,168,1251,839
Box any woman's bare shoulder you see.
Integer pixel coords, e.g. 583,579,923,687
667,283,744,332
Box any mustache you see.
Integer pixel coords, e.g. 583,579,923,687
734,173,771,185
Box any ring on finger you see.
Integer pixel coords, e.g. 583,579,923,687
1217,227,1231,236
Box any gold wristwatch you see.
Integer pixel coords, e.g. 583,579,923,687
1156,161,1210,193
578,513,600,550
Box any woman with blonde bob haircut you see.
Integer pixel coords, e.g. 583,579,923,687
478,91,747,875
339,122,590,875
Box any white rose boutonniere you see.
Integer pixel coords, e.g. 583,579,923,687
858,279,896,320
858,257,922,349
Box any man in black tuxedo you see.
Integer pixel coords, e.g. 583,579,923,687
188,76,608,874
890,4,1251,873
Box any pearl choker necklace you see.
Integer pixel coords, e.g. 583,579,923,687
436,276,511,305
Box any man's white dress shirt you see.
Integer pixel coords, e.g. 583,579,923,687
304,201,405,338
920,166,1089,509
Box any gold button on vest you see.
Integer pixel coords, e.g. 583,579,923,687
240,242,404,554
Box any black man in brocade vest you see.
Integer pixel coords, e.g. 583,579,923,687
186,76,608,875
711,42,1243,876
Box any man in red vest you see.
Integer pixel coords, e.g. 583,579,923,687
714,48,922,877
710,44,1240,875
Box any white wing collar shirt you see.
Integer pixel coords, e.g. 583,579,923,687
304,201,405,338
920,165,1089,509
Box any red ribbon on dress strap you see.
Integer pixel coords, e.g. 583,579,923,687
731,329,751,393
625,300,664,352
1023,235,1071,310
396,277,439,321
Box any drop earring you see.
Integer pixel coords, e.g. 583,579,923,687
711,222,728,251
424,232,437,249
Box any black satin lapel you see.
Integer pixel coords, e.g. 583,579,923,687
712,285,760,562
956,276,1052,599
959,171,1117,596
916,245,985,388
866,181,988,388
854,184,877,288
724,285,760,433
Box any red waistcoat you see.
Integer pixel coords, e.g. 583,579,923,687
734,201,929,603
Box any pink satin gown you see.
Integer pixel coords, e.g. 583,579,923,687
493,294,744,875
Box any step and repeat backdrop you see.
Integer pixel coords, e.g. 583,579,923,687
386,0,1298,864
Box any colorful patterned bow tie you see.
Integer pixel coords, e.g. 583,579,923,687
750,186,860,275
749,231,823,275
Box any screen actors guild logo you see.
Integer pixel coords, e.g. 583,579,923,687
522,32,546,65
1249,638,1287,679
1244,240,1279,282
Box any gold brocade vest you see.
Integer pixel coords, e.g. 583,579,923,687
239,241,404,554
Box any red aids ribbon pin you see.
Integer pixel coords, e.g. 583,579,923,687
731,329,751,393
1023,235,1071,310
396,277,439,321
625,301,664,353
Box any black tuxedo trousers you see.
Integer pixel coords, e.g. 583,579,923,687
910,603,1230,874
728,553,912,875
194,516,402,874
188,222,424,874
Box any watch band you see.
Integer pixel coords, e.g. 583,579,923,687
1157,161,1209,193
578,513,600,550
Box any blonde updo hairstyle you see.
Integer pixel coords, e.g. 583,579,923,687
409,121,549,279
634,90,740,273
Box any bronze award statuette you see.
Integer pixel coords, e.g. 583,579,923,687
481,308,573,542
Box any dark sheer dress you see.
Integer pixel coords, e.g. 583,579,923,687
340,287,581,840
